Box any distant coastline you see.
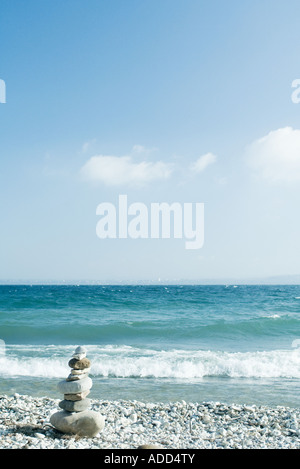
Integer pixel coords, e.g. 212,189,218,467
1,275,300,286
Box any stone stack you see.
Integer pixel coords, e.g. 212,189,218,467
58,346,92,412
50,346,105,437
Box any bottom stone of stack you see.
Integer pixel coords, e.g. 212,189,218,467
50,409,105,437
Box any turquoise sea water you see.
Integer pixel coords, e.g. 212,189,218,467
0,285,300,406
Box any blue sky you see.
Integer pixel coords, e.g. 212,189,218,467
1,0,300,283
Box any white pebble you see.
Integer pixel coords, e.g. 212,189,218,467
0,394,299,449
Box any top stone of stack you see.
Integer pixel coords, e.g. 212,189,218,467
68,346,91,370
73,346,87,360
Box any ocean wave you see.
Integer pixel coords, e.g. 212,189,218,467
1,346,300,380
1,314,299,346
0,356,68,378
91,348,300,379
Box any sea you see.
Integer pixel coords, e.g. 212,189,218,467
0,284,300,407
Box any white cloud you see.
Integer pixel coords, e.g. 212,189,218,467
81,154,173,186
189,152,217,173
81,145,218,186
246,127,300,182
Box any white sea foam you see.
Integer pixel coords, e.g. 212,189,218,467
0,356,68,378
91,348,300,379
262,314,281,319
1,346,300,380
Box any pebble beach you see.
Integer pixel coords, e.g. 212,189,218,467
0,393,299,449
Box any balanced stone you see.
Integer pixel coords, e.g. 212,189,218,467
64,390,90,401
68,357,91,370
72,353,86,361
71,367,91,375
74,346,87,354
59,398,91,413
50,410,105,437
72,346,87,360
66,372,89,381
57,376,92,395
